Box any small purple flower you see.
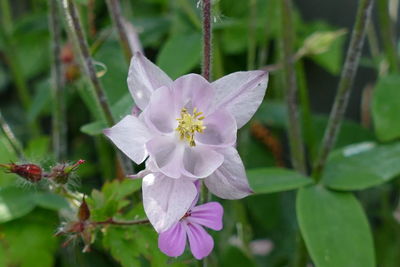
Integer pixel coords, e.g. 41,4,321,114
104,52,268,232
158,194,223,260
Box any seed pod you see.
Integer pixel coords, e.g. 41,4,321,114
78,197,90,222
1,163,43,182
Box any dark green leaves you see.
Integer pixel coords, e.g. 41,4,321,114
297,185,375,267
323,142,400,190
372,74,400,141
247,167,312,194
0,187,36,223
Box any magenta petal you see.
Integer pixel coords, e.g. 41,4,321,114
182,146,224,178
103,115,152,164
158,222,187,257
211,71,268,128
196,109,237,147
205,147,253,199
172,74,214,113
185,222,214,260
189,202,223,231
143,86,177,134
143,173,197,232
146,136,183,178
127,52,172,110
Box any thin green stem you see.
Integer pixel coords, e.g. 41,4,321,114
93,218,149,226
281,0,307,175
312,0,374,181
247,0,257,70
105,0,133,61
0,110,24,160
49,0,67,160
377,0,399,72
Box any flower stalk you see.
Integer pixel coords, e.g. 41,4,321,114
201,0,212,82
312,0,374,181
49,0,67,160
281,0,307,175
0,110,24,159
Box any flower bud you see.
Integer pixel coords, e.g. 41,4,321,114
50,159,85,184
78,197,90,222
60,43,74,64
0,163,43,182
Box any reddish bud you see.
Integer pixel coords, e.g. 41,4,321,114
65,64,80,82
60,43,74,63
1,163,43,182
78,197,90,222
50,159,85,184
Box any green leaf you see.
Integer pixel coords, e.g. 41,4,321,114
0,135,18,187
157,33,202,79
28,78,51,122
372,74,400,141
0,187,36,223
323,142,400,190
34,192,70,211
24,136,50,159
80,121,107,136
247,167,312,194
297,185,375,267
220,246,256,267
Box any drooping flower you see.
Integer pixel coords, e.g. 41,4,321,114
104,52,268,232
158,188,223,260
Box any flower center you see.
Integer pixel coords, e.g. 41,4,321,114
176,107,206,147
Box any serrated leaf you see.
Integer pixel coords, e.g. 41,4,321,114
297,185,375,267
323,142,400,190
248,167,312,194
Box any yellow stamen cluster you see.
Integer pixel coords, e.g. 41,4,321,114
176,108,206,147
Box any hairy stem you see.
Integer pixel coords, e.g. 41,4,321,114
312,0,374,181
49,0,67,160
201,0,212,82
281,0,307,175
93,218,149,226
0,110,24,159
105,0,133,61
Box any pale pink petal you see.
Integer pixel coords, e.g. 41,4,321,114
188,202,223,231
182,146,224,178
205,147,253,199
211,71,268,128
143,173,197,232
185,222,214,260
172,74,214,113
146,136,184,179
196,109,237,147
103,115,152,164
142,86,178,134
127,52,172,110
158,222,187,257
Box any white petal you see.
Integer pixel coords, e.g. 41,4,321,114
205,147,253,199
127,52,173,110
211,71,268,128
103,115,152,164
143,173,197,233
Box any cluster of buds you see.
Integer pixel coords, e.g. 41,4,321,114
60,43,80,82
56,197,92,252
0,159,85,184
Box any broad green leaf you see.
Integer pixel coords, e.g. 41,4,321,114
34,192,70,211
297,185,375,267
24,136,50,160
157,33,202,79
0,187,36,223
1,209,58,267
323,142,400,190
372,74,400,141
247,167,312,194
80,121,107,136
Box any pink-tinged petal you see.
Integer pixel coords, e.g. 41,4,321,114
143,173,197,232
146,136,184,178
182,146,224,178
143,86,178,134
196,109,237,148
127,52,172,110
158,222,187,257
189,202,223,231
185,222,214,260
103,115,152,164
172,74,214,113
211,71,268,128
205,147,253,199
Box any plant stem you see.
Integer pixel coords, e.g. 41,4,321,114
377,0,399,72
93,218,149,226
62,0,132,175
247,0,257,70
49,0,67,161
105,0,133,61
281,0,307,175
201,0,212,82
0,110,24,159
312,0,374,181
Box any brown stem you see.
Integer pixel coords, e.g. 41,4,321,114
201,0,212,82
93,218,149,226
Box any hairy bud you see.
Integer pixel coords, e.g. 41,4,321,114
0,163,43,182
50,159,85,184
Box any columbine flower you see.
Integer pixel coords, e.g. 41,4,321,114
104,52,268,232
158,189,223,260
